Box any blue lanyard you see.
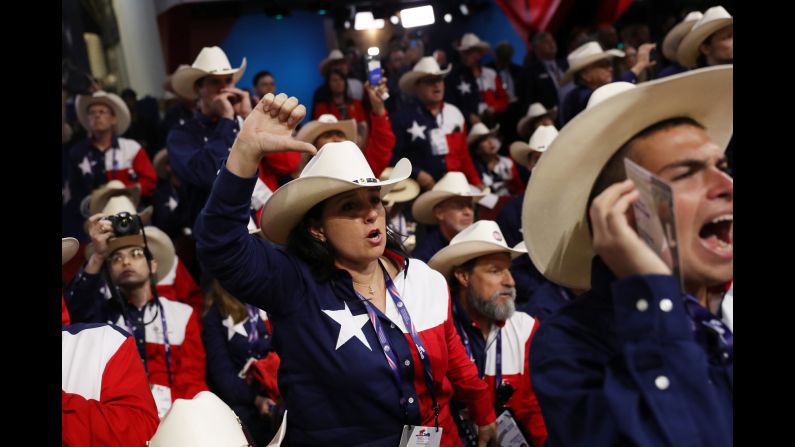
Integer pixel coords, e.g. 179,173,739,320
683,294,733,364
245,304,261,344
123,298,173,385
353,265,441,427
494,329,503,392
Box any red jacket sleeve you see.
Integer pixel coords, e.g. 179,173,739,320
62,336,159,447
171,310,208,400
482,75,509,113
363,113,396,177
443,295,496,427
259,151,301,190
132,148,157,197
445,131,483,187
313,102,332,120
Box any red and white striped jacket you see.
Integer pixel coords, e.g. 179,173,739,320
62,323,159,446
111,297,208,402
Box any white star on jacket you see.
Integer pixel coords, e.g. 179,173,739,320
222,315,248,340
166,196,178,211
407,121,427,142
457,80,472,95
322,302,372,350
78,156,92,176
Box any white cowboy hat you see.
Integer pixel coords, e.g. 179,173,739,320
522,66,732,289
153,148,169,180
76,91,131,135
398,56,452,95
259,141,412,244
411,171,487,225
677,6,733,69
62,238,79,265
319,49,346,75
560,41,625,85
467,122,500,148
380,166,420,207
148,391,249,447
86,225,175,283
455,33,491,52
88,180,141,216
428,220,526,277
662,11,704,62
509,124,559,169
516,102,557,139
295,114,357,145
171,46,247,100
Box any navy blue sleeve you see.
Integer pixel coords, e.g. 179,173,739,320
166,118,239,189
64,267,110,324
202,305,258,405
530,274,733,446
390,111,421,179
193,165,306,317
619,70,639,84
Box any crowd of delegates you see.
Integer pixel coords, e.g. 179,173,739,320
61,5,733,446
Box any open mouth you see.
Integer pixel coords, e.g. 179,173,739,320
366,228,383,244
698,214,733,257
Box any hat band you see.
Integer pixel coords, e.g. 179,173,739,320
352,177,379,184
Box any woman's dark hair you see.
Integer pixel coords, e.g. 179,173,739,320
286,196,406,281
316,69,349,104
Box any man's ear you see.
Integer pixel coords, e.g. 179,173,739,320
149,257,158,275
453,268,470,289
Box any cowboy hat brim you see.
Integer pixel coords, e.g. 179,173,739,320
522,66,733,289
260,158,412,244
382,178,421,205
509,142,545,169
411,189,487,226
560,49,625,85
85,227,175,283
677,18,733,69
76,93,131,135
399,66,452,95
662,17,701,61
172,58,248,100
89,184,142,216
295,119,357,145
467,124,501,147
516,108,557,139
428,240,526,278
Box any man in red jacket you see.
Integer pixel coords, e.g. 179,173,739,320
429,221,548,446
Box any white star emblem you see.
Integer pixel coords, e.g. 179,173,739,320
222,315,248,340
166,196,178,211
322,302,372,351
407,121,427,142
62,182,71,206
457,80,472,95
78,156,92,176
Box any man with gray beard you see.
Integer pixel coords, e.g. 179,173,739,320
429,220,548,447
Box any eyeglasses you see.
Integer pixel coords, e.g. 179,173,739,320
109,248,146,265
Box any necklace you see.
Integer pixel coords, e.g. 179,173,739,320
351,269,379,296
